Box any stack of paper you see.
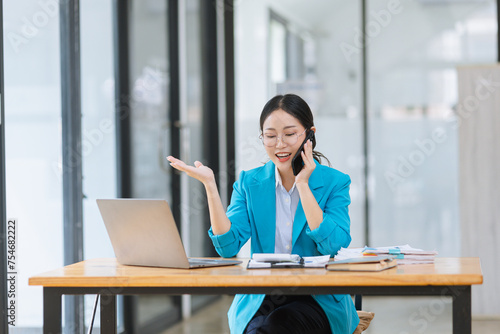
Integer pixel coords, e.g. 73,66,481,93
334,247,366,261
247,253,330,269
334,244,438,265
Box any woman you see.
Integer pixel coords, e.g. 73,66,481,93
167,94,360,334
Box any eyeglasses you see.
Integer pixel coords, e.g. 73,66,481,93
260,128,307,147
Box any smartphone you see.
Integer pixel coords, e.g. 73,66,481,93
291,130,315,176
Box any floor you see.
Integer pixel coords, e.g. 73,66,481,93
161,296,500,334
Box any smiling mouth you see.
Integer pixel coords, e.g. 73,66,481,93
275,153,292,162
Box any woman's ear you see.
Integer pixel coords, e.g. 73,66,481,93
310,126,317,149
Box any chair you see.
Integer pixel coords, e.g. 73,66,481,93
353,295,374,334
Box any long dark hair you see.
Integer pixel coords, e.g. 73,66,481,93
259,94,330,166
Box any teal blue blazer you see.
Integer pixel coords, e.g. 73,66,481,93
209,161,360,334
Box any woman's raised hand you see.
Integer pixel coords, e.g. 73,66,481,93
166,156,215,186
167,156,231,235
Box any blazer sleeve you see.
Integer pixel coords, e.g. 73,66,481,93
305,172,352,256
208,171,252,258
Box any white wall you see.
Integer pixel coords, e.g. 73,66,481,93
458,64,500,316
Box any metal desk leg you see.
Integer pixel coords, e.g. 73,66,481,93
452,286,471,334
44,287,62,334
100,293,117,334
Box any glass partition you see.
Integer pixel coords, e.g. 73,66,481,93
127,0,179,329
80,0,118,329
3,0,62,330
367,0,497,256
364,1,496,332
184,0,217,312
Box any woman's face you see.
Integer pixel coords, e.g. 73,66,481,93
261,109,309,174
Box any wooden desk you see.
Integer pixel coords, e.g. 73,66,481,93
29,257,482,334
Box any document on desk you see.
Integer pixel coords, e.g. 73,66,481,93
326,255,397,272
335,244,438,265
247,253,330,269
362,245,437,264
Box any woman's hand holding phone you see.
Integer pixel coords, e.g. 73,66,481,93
291,130,315,175
294,138,316,185
292,129,316,178
293,136,322,232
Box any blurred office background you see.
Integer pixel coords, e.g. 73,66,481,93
0,0,499,333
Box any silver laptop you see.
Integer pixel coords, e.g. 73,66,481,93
96,199,242,269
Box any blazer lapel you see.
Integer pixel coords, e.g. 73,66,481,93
248,162,276,253
292,162,325,247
